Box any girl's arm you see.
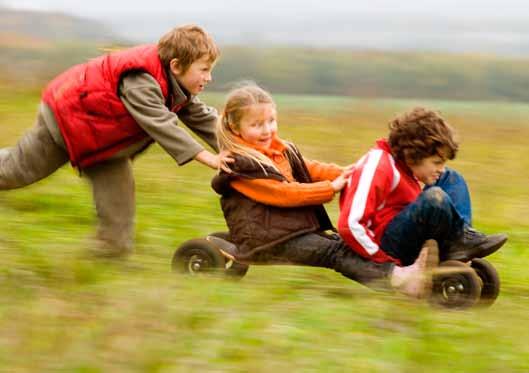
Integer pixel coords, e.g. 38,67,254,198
304,159,344,181
230,178,336,207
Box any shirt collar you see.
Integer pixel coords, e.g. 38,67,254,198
235,133,286,157
375,138,415,177
375,138,391,153
167,69,191,109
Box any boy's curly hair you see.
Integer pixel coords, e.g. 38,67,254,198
158,24,220,72
388,107,459,164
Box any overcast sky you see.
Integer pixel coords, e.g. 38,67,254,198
3,0,529,17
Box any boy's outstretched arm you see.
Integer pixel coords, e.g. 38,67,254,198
194,150,234,172
177,95,219,152
119,72,215,166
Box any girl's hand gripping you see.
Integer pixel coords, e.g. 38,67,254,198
331,165,354,192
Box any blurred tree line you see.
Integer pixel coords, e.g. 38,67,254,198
212,47,529,102
2,42,529,103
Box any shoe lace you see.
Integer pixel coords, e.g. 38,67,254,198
464,227,485,241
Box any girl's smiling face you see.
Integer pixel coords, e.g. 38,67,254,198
232,103,278,149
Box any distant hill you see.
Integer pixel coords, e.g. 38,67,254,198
1,7,529,103
0,8,121,43
0,8,126,86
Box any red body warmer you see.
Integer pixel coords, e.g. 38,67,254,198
42,44,171,168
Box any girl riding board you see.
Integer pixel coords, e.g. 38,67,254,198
337,107,507,267
208,83,438,298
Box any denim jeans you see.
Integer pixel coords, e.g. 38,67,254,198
427,167,472,226
380,168,469,266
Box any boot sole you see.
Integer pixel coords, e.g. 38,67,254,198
448,235,508,262
206,235,241,262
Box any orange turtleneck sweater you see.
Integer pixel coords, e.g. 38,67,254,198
230,135,343,207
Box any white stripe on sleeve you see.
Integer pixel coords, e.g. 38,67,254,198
388,155,401,192
347,149,383,255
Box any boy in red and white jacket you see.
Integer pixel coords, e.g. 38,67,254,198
338,107,507,266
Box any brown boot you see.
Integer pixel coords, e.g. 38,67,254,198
444,227,507,262
206,235,240,261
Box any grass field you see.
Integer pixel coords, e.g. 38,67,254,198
1,89,529,372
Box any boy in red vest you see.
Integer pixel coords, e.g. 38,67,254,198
0,24,227,258
338,107,507,266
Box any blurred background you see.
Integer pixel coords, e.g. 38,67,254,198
1,1,529,372
2,0,529,100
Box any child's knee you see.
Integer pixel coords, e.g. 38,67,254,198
439,167,466,186
422,186,450,208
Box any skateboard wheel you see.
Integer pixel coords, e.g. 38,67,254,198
471,258,500,307
430,260,481,309
172,233,249,279
172,238,225,274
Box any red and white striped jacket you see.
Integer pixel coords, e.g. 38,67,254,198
337,139,422,264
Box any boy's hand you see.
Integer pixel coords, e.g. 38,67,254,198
218,150,235,173
331,167,353,192
194,150,234,172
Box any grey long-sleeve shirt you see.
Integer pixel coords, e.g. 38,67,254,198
118,71,219,165
42,69,219,166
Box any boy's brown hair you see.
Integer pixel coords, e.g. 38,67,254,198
388,107,459,165
158,24,220,72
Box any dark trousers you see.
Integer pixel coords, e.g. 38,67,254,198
248,232,394,290
381,168,469,266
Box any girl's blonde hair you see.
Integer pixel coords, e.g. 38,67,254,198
217,83,278,171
